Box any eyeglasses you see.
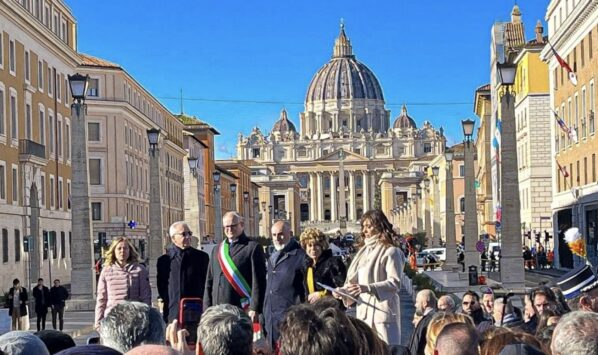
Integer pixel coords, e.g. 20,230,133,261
462,301,476,306
175,231,193,237
224,224,239,229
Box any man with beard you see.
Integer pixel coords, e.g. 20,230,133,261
408,289,437,355
460,291,492,333
204,211,267,324
263,221,306,347
481,289,494,320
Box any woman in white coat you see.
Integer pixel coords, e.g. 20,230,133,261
335,209,405,346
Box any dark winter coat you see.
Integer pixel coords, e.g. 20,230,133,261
264,239,306,347
7,287,28,317
32,286,51,314
50,285,69,308
204,233,267,314
408,310,435,355
157,245,210,322
303,249,347,296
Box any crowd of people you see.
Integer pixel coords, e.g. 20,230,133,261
2,208,598,355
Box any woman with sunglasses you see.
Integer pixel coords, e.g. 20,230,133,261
94,236,151,329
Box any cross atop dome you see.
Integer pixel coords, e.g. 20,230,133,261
333,20,354,58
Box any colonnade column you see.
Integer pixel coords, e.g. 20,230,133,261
330,172,337,221
349,171,356,221
370,172,377,209
317,172,324,221
309,173,317,221
362,171,370,213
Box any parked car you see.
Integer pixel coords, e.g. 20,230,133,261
423,247,446,262
416,251,438,270
488,242,501,258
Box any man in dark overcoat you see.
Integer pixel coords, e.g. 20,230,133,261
263,220,306,347
32,278,51,331
157,221,210,322
7,278,28,330
204,211,267,324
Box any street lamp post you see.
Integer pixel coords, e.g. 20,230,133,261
68,73,96,310
423,178,432,246
147,127,163,295
253,197,259,236
213,171,223,243
497,61,525,290
230,183,237,211
415,186,422,232
462,118,479,272
443,149,459,270
243,191,249,228
432,166,441,247
268,205,273,225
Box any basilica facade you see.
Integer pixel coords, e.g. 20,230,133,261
237,25,445,235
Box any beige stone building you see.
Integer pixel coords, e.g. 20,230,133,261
237,25,445,235
79,54,187,258
0,0,79,290
542,0,598,268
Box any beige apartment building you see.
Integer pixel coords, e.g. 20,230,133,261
0,0,79,290
542,0,598,268
79,54,187,258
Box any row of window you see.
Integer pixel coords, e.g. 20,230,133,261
555,81,596,151
0,32,72,105
16,0,71,44
557,153,598,192
553,26,595,90
1,228,70,263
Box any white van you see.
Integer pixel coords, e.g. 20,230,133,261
488,242,501,258
422,247,446,262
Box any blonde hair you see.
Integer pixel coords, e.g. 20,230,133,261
299,228,329,250
424,312,475,355
103,237,139,266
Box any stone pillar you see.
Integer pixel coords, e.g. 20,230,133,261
443,161,459,270
370,172,377,208
338,159,347,220
424,184,432,244
309,173,318,222
69,103,96,310
330,172,337,221
464,141,479,270
432,177,441,247
362,171,370,212
349,171,356,221
500,92,525,290
317,172,324,221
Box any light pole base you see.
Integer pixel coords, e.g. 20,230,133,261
66,296,96,311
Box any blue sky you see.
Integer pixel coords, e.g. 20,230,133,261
67,0,549,159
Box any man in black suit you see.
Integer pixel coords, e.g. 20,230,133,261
408,289,437,355
204,211,267,323
50,279,69,331
264,221,305,347
32,278,51,331
157,221,210,322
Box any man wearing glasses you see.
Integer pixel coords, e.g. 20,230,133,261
460,290,492,333
204,211,267,324
157,221,210,322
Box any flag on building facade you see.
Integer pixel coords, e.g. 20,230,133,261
552,109,578,144
556,157,569,178
492,117,502,162
548,41,578,86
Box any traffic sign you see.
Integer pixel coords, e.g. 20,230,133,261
476,240,485,253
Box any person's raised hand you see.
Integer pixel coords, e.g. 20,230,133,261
165,319,194,355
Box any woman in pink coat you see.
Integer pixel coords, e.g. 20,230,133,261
334,209,405,346
94,237,151,329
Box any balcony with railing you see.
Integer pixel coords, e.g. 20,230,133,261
19,139,47,165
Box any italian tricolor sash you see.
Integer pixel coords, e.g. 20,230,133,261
217,241,251,310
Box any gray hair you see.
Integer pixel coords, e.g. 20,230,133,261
551,311,598,355
169,221,190,238
223,211,244,224
99,301,165,353
197,304,252,355
435,322,479,355
438,295,456,312
417,289,438,309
